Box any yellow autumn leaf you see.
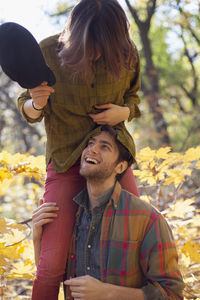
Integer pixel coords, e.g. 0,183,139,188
136,147,156,161
190,215,200,227
145,176,158,185
0,167,12,181
7,261,35,280
1,229,26,247
0,179,12,195
20,240,35,261
184,147,200,162
180,253,191,268
0,218,11,234
156,147,171,159
182,241,200,264
0,151,46,184
139,161,151,170
134,169,158,184
0,244,22,261
164,169,192,187
133,170,141,177
167,199,195,218
0,217,26,235
0,250,9,267
149,160,156,169
0,151,26,166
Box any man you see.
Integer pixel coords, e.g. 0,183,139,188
33,126,184,300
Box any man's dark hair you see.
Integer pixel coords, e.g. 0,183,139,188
101,125,133,168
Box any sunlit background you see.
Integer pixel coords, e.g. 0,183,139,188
0,0,65,41
0,0,126,41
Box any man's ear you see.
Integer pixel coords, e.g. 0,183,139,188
115,161,128,175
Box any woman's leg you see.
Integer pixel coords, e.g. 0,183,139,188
32,162,85,300
119,167,139,197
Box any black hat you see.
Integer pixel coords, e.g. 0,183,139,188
0,22,56,88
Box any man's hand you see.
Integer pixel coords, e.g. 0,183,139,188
64,275,108,300
65,275,145,300
32,200,59,242
88,104,130,126
29,81,54,109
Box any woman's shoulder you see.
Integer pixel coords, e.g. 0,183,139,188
39,33,61,51
39,34,61,67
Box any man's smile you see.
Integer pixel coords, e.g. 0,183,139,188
85,157,99,165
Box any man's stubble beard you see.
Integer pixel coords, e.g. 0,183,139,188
80,163,117,183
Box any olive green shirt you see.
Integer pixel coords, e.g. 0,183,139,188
17,34,141,173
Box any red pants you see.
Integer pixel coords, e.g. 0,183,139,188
31,161,139,299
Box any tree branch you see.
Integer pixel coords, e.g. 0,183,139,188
178,114,200,151
146,0,157,26
176,27,199,107
124,0,141,27
176,0,200,45
173,96,187,114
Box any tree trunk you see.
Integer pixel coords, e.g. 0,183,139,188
139,23,170,145
125,0,170,146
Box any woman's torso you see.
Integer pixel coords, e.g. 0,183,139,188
40,34,136,172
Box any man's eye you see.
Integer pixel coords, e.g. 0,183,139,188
88,141,94,146
102,145,109,150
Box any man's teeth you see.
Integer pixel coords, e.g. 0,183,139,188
86,158,98,164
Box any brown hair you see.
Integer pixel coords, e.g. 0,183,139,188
100,125,133,167
58,0,138,82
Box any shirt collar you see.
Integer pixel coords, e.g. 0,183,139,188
73,181,122,210
109,181,122,209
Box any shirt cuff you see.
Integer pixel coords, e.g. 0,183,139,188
21,104,44,123
124,103,141,122
142,282,167,300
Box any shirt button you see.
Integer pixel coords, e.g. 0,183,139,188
87,266,90,270
88,244,91,248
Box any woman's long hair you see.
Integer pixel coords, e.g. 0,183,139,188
58,0,138,82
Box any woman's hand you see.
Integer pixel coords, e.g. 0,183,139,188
32,200,59,242
88,104,130,126
29,81,54,109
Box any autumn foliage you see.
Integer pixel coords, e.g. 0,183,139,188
0,147,200,299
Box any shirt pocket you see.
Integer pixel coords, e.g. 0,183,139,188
104,239,142,286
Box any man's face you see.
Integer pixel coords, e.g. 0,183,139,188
80,131,121,181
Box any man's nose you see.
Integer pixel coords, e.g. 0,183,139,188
90,144,98,153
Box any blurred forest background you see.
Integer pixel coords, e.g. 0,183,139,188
0,0,200,299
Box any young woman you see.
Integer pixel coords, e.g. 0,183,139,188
18,0,141,299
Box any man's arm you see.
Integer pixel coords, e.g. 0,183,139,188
139,212,185,299
65,275,145,300
32,202,59,266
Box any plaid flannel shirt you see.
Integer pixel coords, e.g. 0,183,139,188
17,34,141,173
65,182,184,300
